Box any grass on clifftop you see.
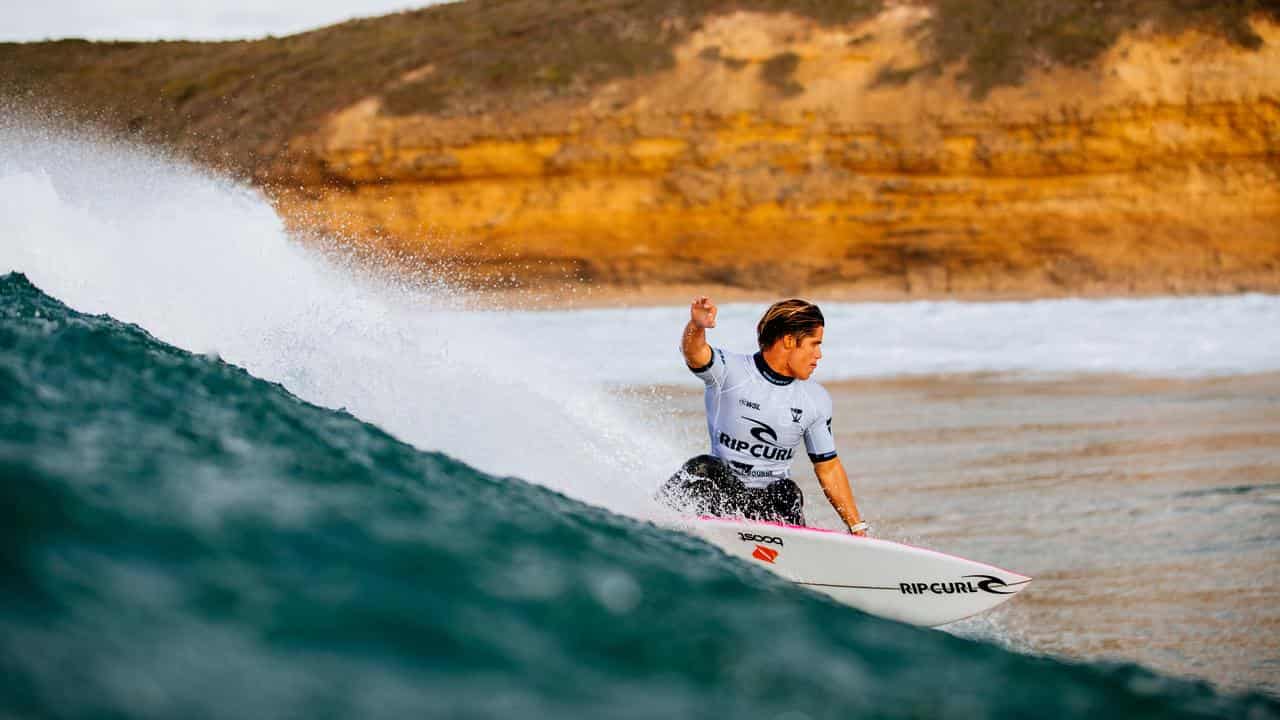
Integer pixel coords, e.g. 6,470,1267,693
923,0,1280,97
377,0,881,117
2,0,1276,175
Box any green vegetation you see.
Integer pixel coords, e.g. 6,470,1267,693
1,0,1275,175
379,0,880,116
0,0,883,175
914,0,1280,97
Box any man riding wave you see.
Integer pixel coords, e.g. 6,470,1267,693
659,296,868,535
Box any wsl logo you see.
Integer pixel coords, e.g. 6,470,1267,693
719,417,795,461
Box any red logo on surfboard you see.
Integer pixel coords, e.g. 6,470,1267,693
752,545,779,563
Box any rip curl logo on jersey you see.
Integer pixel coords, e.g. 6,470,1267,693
720,418,794,460
790,408,803,423
751,545,779,563
719,429,795,461
739,399,761,410
742,417,779,446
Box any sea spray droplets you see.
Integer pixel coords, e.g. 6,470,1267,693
0,120,682,515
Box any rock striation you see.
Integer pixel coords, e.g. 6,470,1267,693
8,4,1280,297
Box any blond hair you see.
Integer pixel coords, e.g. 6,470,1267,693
756,299,824,351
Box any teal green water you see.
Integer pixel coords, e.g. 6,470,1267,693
2,271,1275,719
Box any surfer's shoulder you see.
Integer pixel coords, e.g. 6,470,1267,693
714,348,751,370
798,378,833,411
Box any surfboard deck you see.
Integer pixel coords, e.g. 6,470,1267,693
690,516,1031,627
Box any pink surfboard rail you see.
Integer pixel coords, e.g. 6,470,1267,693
696,515,1030,581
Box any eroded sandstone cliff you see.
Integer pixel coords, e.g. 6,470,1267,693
270,8,1279,296
5,2,1278,297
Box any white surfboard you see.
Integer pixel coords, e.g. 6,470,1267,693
690,516,1031,627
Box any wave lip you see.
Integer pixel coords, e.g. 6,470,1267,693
0,120,679,512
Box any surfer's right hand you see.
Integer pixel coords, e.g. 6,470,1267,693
848,521,869,537
690,296,718,329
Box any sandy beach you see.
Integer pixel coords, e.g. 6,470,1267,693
651,371,1280,695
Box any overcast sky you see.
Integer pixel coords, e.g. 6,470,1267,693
1,1,453,42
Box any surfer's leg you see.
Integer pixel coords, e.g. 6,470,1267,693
749,478,805,526
658,455,743,516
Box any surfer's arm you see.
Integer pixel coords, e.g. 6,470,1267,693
813,458,866,536
681,295,717,370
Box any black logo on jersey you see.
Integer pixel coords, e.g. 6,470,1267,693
719,418,795,461
826,418,832,433
790,408,802,423
739,399,761,410
742,417,779,446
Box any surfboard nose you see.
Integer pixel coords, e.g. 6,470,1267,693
994,571,1032,593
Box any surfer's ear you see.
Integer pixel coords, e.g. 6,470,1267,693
782,334,796,350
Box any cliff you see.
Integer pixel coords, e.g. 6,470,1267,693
3,1,1278,298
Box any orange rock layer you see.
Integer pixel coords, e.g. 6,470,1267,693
270,10,1280,297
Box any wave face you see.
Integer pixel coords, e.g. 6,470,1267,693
3,272,1277,719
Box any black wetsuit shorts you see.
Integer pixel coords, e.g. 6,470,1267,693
659,454,805,526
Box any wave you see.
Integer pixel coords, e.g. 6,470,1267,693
0,118,682,513
3,272,1276,719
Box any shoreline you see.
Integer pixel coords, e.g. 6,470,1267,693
447,280,1278,312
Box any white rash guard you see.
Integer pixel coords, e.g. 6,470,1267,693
690,347,838,489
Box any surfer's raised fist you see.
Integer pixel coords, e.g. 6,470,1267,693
690,296,718,329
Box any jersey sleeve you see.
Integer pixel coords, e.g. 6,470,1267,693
803,383,838,463
688,346,729,387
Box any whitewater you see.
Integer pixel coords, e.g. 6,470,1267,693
4,121,1278,511
0,120,684,514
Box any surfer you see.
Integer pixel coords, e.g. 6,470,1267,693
660,296,868,535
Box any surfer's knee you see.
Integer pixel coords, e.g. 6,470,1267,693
681,454,724,477
764,479,804,525
660,455,716,500
660,455,740,515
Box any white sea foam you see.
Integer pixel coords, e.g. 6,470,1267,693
0,120,681,514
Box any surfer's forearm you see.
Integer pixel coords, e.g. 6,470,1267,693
814,459,864,532
683,295,716,369
681,320,712,369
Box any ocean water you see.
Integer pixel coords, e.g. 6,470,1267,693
502,292,1280,386
5,273,1278,719
3,121,1279,717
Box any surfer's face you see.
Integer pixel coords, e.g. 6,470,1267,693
784,327,824,380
